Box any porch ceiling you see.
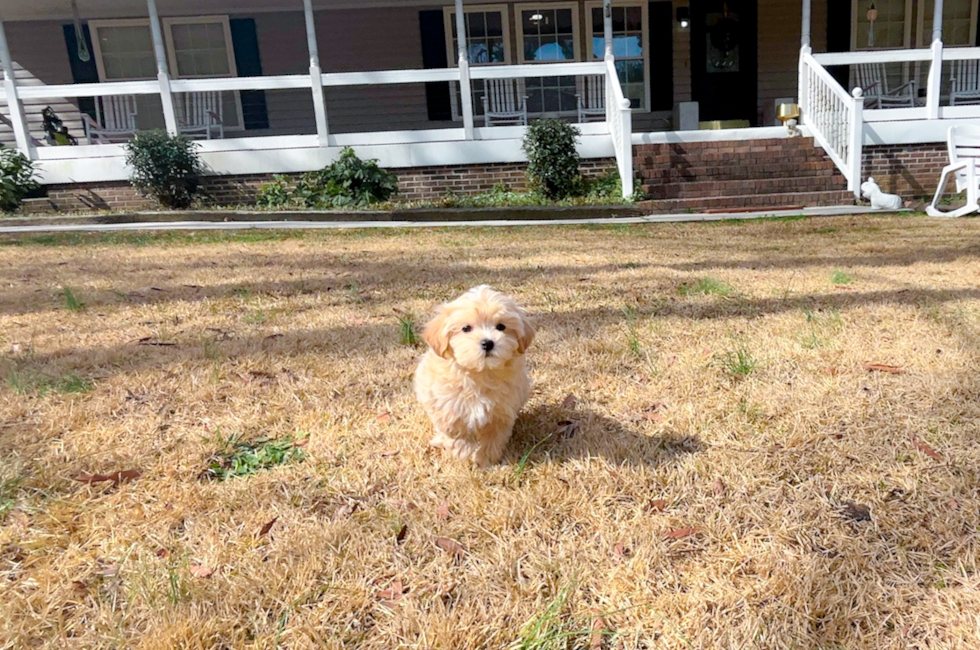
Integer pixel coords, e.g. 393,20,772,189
0,0,439,22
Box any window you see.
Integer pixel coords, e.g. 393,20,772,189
443,5,511,119
851,0,914,50
586,2,649,110
917,0,977,46
515,4,581,115
89,17,243,131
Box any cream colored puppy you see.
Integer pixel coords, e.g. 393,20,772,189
414,285,535,467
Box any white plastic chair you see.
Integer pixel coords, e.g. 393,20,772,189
81,95,138,143
855,63,917,109
576,74,605,123
926,124,980,218
178,91,224,139
482,79,528,126
949,60,980,106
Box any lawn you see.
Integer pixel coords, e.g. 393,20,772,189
1,215,979,649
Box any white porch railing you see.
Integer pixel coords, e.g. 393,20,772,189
801,44,980,197
5,60,636,199
800,51,863,197
603,58,634,197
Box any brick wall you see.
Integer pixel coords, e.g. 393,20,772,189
28,159,615,213
861,143,948,197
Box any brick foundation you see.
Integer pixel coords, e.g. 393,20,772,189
861,143,948,197
26,159,616,214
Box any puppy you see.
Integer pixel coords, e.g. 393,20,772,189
414,286,535,467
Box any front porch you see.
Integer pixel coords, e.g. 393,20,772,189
1,0,979,207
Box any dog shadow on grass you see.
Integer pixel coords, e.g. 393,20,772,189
503,402,703,469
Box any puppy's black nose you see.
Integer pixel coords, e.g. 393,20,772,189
481,339,495,352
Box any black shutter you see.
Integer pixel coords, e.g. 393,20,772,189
826,0,851,89
419,10,453,121
229,18,270,130
62,24,98,120
649,1,674,111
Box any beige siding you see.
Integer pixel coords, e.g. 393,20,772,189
757,0,827,125
2,21,85,149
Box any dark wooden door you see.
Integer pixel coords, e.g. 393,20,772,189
690,0,758,124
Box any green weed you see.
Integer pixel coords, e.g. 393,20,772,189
62,286,84,311
679,277,733,296
203,433,306,481
398,313,421,347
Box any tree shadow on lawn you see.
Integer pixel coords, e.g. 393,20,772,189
503,402,703,469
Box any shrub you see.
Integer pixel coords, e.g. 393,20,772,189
522,118,581,199
124,130,205,209
255,148,397,209
0,146,39,212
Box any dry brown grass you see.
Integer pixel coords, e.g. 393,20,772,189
1,215,979,649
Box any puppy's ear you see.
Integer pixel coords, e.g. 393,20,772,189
423,307,453,358
517,311,536,354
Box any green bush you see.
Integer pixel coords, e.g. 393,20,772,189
522,119,581,199
124,130,205,209
0,146,39,212
255,148,397,209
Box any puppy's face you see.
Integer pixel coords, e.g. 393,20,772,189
423,286,534,371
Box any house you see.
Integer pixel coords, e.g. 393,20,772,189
0,0,978,211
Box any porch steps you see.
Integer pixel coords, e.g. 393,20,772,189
633,136,852,213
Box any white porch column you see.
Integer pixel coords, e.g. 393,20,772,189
304,0,330,146
603,0,613,60
146,0,178,135
925,0,944,119
798,0,812,117
0,16,32,156
454,0,475,140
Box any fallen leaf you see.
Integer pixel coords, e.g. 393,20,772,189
333,502,358,520
264,333,282,340
947,498,962,511
648,499,668,512
556,419,580,439
247,370,277,385
136,338,177,347
863,363,906,375
822,366,840,376
395,524,408,544
560,393,578,409
6,510,29,527
96,563,119,577
71,580,88,593
376,578,407,605
376,410,392,425
433,536,467,560
378,450,400,458
665,527,696,540
74,469,142,485
182,284,202,289
435,501,451,521
711,478,727,496
590,609,607,650
155,548,169,559
612,542,630,558
910,434,942,460
190,564,214,579
257,517,278,537
293,437,310,448
841,502,871,522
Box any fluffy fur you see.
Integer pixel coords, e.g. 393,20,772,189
414,285,535,467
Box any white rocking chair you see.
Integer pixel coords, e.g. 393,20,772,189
926,124,980,218
855,63,917,109
81,95,138,144
482,79,528,126
576,74,605,123
949,60,980,106
178,91,224,139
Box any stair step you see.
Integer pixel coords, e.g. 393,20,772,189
638,162,840,184
633,137,818,154
636,190,854,214
641,176,847,200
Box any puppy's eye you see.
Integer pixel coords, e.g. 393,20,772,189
461,325,473,333
495,323,506,331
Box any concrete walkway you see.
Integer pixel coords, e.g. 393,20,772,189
0,205,903,234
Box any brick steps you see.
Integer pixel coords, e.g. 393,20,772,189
633,136,851,211
636,190,854,214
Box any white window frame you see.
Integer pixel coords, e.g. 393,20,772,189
584,1,650,112
514,2,582,117
443,4,512,121
88,16,245,132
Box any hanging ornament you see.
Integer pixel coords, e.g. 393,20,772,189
867,1,878,48
71,0,91,62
